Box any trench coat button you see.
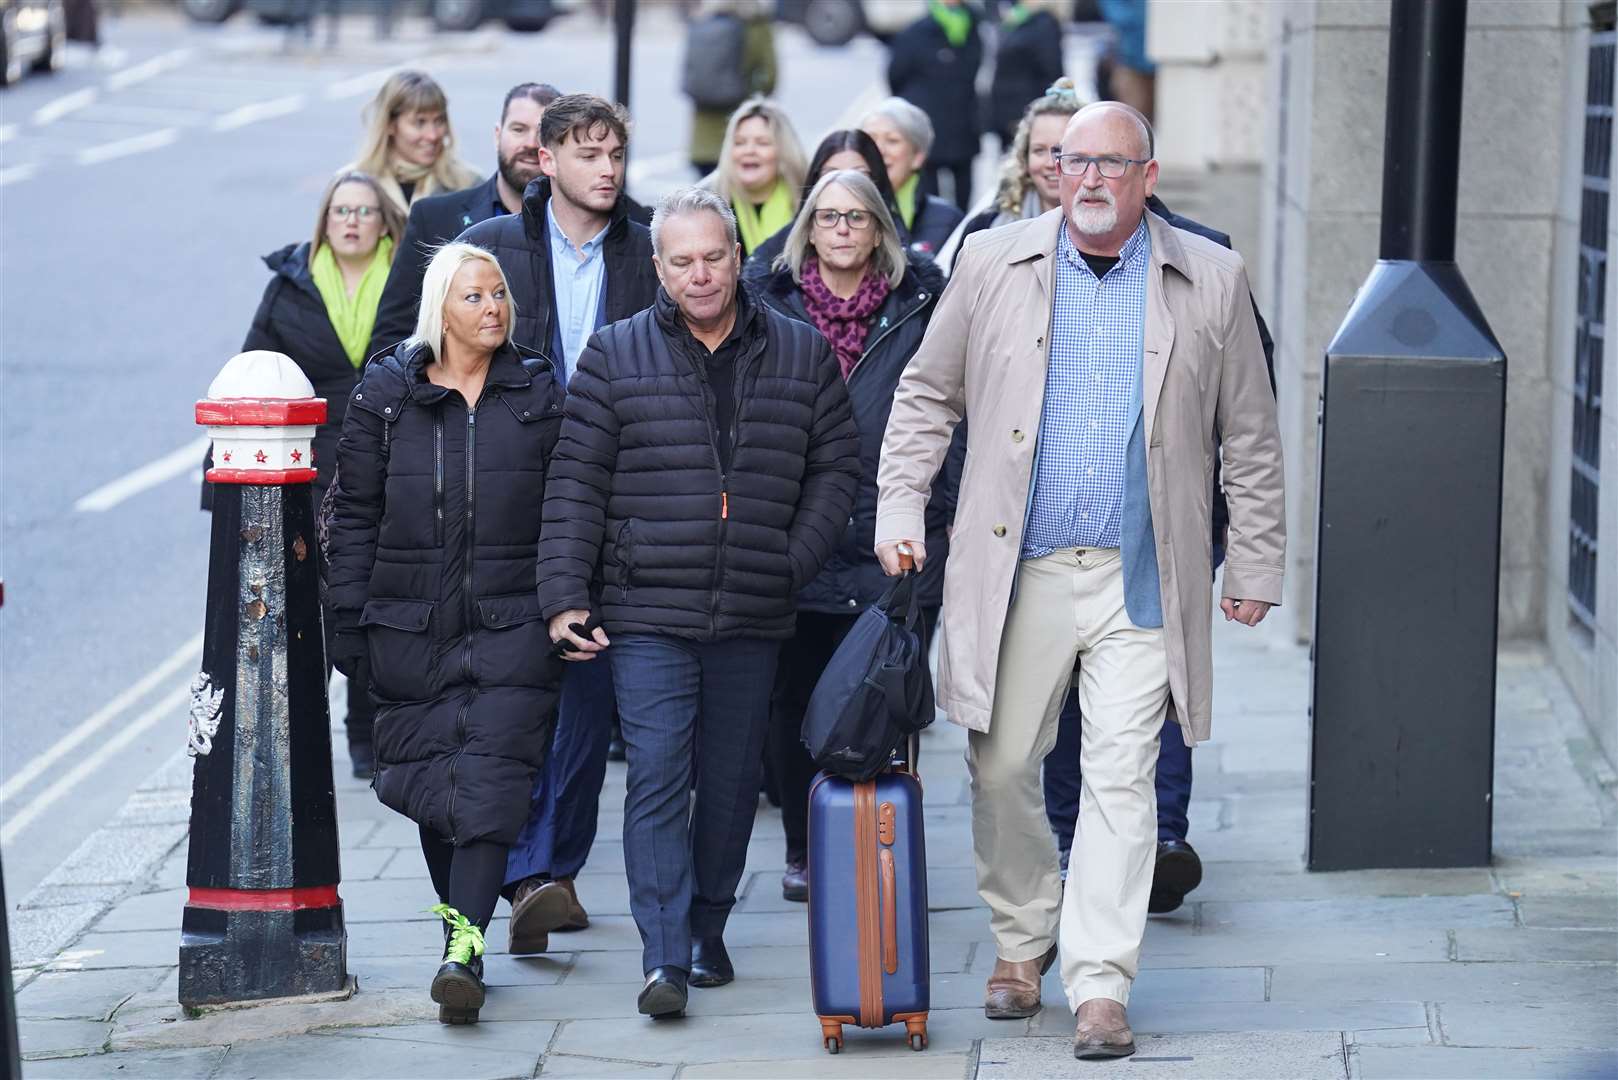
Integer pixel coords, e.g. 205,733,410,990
993,524,1007,537
847,598,859,608
1011,429,1024,443
522,409,531,418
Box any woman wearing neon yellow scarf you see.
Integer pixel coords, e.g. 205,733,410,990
220,169,404,778
701,97,807,258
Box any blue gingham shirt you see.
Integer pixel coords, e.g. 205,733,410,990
545,198,609,385
1022,218,1150,559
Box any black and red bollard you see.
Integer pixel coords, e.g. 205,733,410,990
179,351,349,1008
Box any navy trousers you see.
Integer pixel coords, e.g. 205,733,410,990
505,657,616,888
1044,688,1192,850
610,634,780,974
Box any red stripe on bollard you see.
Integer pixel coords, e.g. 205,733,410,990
188,885,341,912
195,399,328,426
204,467,319,485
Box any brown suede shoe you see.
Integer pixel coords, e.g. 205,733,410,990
983,943,1058,1019
555,877,589,931
1072,998,1135,1059
508,878,572,954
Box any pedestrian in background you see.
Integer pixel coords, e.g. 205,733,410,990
988,0,1067,149
860,97,965,256
349,70,480,215
875,102,1284,1058
885,0,983,212
457,94,660,958
683,0,777,177
202,169,404,778
369,82,562,361
700,97,806,259
326,242,566,1026
1097,0,1155,120
538,187,859,1019
746,170,952,904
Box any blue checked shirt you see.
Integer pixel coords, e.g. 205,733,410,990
1022,218,1150,559
546,198,609,386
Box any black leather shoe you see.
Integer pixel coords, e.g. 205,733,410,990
690,936,734,988
349,742,375,781
1148,839,1203,914
637,966,688,1018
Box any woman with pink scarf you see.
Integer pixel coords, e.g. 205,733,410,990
745,170,959,903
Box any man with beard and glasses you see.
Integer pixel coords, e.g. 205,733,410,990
368,83,560,360
455,92,662,959
875,101,1284,1058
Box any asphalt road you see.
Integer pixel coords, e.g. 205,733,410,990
0,4,888,902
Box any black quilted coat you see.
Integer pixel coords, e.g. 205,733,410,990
536,285,861,640
326,340,565,844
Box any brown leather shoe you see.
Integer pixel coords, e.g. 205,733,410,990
983,943,1058,1019
555,877,589,931
508,878,572,954
1072,998,1136,1059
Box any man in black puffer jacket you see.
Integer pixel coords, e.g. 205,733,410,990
539,187,859,1019
456,94,663,956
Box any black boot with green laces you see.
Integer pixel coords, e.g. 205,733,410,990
430,903,487,1024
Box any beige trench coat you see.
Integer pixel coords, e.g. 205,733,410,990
874,209,1285,744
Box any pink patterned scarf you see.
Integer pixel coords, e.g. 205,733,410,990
800,256,891,380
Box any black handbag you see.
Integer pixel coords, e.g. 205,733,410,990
801,565,936,781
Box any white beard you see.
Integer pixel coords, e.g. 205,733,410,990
1069,199,1118,236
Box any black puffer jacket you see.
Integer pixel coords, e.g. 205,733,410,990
886,9,984,166
327,341,565,844
202,241,363,511
988,10,1065,145
908,194,964,257
456,178,660,359
748,256,961,611
537,285,861,640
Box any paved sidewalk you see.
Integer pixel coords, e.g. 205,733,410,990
12,611,1618,1079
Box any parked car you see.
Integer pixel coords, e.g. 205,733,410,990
774,0,920,46
179,0,565,33
179,0,242,23
0,0,63,87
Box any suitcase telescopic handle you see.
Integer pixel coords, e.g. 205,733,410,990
896,542,915,574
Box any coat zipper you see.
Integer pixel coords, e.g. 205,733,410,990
449,389,483,838
433,415,444,546
849,292,930,384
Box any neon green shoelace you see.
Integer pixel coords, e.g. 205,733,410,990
430,903,486,966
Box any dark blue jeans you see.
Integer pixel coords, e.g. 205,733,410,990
505,657,616,888
610,634,780,974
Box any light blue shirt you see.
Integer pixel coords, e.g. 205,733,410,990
545,198,609,385
1022,217,1150,558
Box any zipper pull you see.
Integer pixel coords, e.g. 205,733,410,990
721,491,729,520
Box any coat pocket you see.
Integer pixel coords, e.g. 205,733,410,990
360,598,435,701
475,592,555,689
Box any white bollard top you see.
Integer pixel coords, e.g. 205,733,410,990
206,350,318,402
197,351,326,486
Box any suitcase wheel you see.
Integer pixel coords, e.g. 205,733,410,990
819,1018,845,1054
825,1034,842,1054
904,1015,928,1051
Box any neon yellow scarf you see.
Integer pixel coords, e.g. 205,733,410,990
895,174,921,231
733,181,795,254
310,235,393,368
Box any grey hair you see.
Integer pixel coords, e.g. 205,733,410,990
407,241,515,363
650,186,739,259
775,170,906,290
860,96,934,158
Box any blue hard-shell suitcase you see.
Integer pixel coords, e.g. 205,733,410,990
807,764,930,1053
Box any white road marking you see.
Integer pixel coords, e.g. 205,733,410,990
324,58,434,100
0,163,38,187
77,127,179,166
32,87,97,126
0,633,203,807
74,434,210,512
104,47,194,91
0,683,192,847
214,93,306,132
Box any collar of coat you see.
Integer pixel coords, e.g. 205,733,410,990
517,176,634,249
1001,207,1191,281
395,340,548,404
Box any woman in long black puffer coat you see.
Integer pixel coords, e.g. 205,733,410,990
326,242,564,1025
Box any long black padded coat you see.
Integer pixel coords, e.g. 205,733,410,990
746,255,962,612
326,340,566,844
536,285,861,640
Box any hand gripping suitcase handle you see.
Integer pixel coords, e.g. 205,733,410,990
896,542,915,573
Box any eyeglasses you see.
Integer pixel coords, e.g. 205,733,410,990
1052,154,1149,179
328,204,380,221
812,208,873,231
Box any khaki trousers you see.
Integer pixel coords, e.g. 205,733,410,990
967,548,1169,1008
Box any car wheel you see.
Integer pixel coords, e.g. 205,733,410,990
30,24,60,75
504,16,551,32
802,0,860,45
180,0,243,23
432,0,486,32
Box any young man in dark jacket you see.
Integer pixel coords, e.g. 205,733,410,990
456,94,662,958
539,187,860,1018
367,82,560,360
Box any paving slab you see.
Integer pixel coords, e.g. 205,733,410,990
1269,961,1618,1004
350,952,572,990
1034,965,1267,1008
1027,999,1429,1037
323,1018,560,1054
18,1017,113,1059
552,941,975,984
14,966,171,1021
1142,928,1451,967
1451,927,1618,963
209,1031,541,1080
1350,1044,1618,1079
976,1032,1348,1079
49,930,178,970
537,1053,679,1078
1517,893,1618,929
86,888,185,933
1436,999,1618,1049
21,1045,229,1079
682,1052,973,1078
1189,863,1496,902
1200,894,1517,932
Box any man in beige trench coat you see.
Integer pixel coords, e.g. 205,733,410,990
874,102,1285,1059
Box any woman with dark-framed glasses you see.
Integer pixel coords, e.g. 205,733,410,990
202,169,405,778
746,170,958,903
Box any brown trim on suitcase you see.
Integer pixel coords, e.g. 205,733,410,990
853,781,884,1028
879,847,898,975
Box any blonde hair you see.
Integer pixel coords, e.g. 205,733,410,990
311,170,407,256
353,71,479,210
997,76,1086,215
702,97,807,209
776,171,906,289
409,243,516,364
